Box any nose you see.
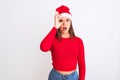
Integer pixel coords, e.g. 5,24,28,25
63,21,67,26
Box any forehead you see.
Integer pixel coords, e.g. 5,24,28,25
60,17,70,20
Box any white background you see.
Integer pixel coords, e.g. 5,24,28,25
0,0,120,80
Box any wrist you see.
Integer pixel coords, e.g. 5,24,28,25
54,25,59,29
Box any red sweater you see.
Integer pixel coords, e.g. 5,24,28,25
40,27,86,80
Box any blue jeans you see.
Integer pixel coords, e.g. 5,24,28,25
48,68,79,80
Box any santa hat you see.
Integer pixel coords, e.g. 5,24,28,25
55,5,72,20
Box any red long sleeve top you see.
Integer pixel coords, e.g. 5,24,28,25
40,27,86,80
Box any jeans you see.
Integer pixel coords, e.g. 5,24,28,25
48,68,79,80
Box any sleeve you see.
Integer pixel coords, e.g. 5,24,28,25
40,27,57,52
78,39,86,80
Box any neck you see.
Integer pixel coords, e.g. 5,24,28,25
61,33,70,38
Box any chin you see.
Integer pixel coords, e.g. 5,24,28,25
61,31,69,34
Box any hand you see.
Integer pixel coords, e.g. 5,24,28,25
54,14,63,29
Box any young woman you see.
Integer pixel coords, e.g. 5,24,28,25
40,5,86,80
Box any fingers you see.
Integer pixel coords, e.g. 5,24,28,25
54,13,63,29
54,14,60,21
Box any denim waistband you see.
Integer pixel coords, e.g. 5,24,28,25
49,68,78,80
51,68,77,77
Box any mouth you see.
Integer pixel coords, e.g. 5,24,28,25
63,27,67,31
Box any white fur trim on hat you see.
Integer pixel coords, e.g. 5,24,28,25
54,11,59,15
60,13,72,20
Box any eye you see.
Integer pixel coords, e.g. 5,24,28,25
59,19,63,22
66,19,70,22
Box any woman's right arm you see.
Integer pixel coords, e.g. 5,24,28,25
40,14,62,52
40,27,57,52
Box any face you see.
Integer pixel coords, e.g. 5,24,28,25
59,17,71,34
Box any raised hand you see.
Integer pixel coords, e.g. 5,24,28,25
54,14,63,29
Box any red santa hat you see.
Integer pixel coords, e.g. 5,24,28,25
55,5,72,20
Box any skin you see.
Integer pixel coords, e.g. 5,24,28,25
54,14,71,38
54,14,75,75
59,17,71,38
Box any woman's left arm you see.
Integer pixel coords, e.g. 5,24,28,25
78,39,86,80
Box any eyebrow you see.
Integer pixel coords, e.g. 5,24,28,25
60,18,70,21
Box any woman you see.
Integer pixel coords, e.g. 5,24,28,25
40,5,86,80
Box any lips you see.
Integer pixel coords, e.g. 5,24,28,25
63,27,67,31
